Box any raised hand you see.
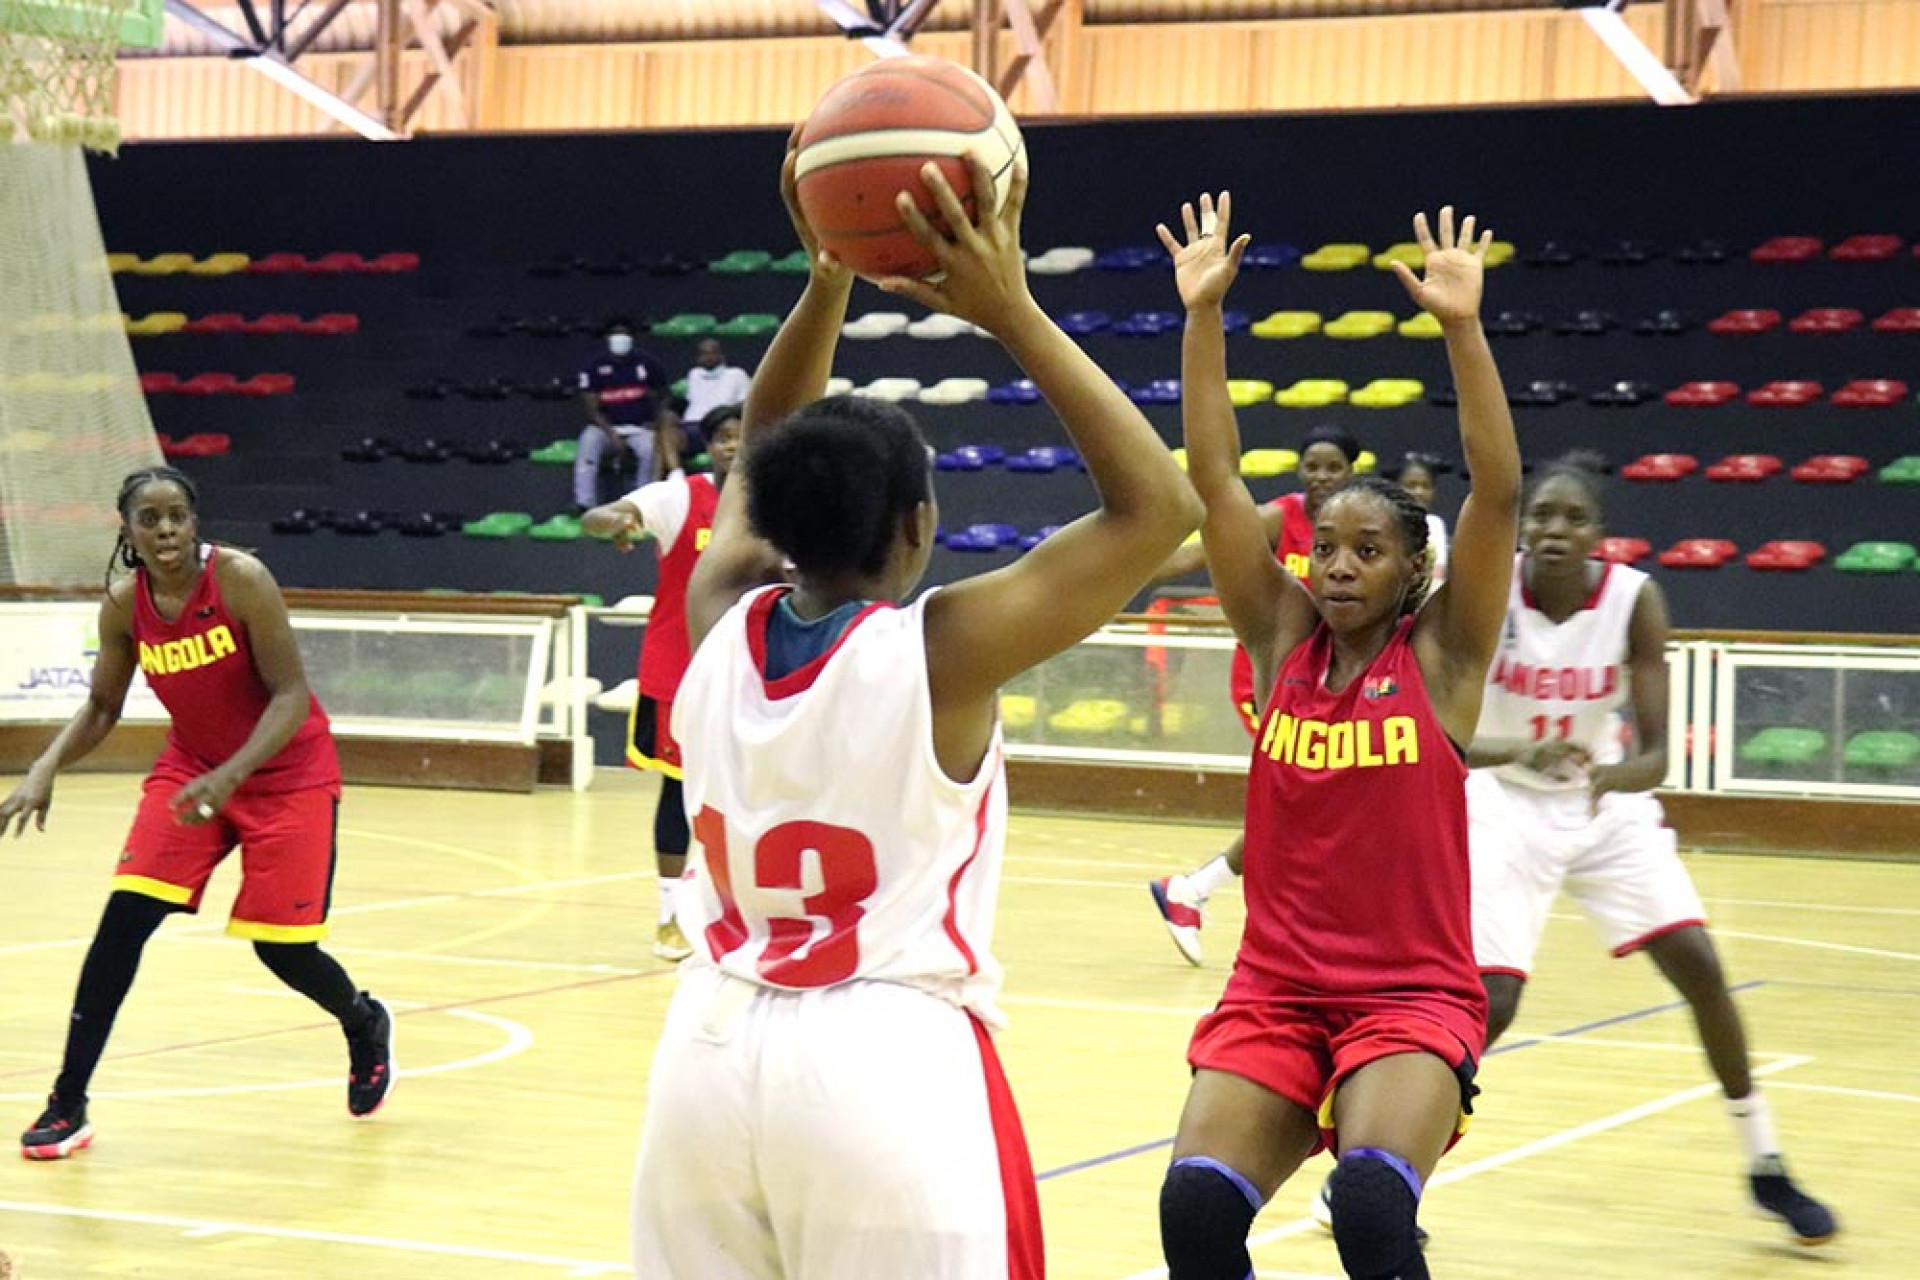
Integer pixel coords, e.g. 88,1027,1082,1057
1391,206,1493,325
1155,191,1250,311
877,154,1034,338
779,127,852,288
0,771,53,837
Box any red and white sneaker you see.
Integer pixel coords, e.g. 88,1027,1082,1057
1148,875,1206,966
21,1093,92,1160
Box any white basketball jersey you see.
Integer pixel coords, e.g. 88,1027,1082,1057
672,585,1010,1025
1476,556,1645,791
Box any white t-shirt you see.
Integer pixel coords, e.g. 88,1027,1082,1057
619,474,695,551
682,364,751,429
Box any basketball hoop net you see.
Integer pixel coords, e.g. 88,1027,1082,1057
0,0,161,152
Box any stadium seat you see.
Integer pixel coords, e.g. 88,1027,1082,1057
1486,309,1543,337
1674,238,1730,264
462,512,535,538
1220,310,1251,334
242,313,303,335
1059,310,1111,336
824,376,855,397
1047,699,1130,733
1596,536,1651,565
105,252,138,273
301,313,360,335
1224,379,1274,407
1521,241,1580,267
1397,312,1444,338
1555,310,1617,336
1834,541,1917,573
301,252,369,274
1877,456,1920,484
1664,381,1741,407
1112,310,1181,337
528,514,585,541
1632,309,1692,336
186,252,250,276
1512,379,1578,407
1706,308,1780,335
1788,307,1863,334
341,437,395,463
1598,240,1658,265
364,252,420,273
1744,540,1826,571
1705,454,1782,482
919,377,989,405
245,252,307,274
997,694,1037,730
1005,446,1080,473
712,313,780,337
1018,525,1064,551
1371,242,1425,271
1349,378,1424,408
1251,310,1321,339
1241,243,1301,270
234,373,294,397
1274,378,1347,408
1831,379,1908,407
1426,385,1459,407
842,312,910,339
646,253,701,276
935,445,1004,471
1746,380,1823,407
1324,311,1395,340
1658,538,1737,568
653,313,718,338
944,523,1020,551
1870,307,1920,333
1622,454,1699,482
988,379,1041,405
399,439,454,463
1094,246,1165,271
1027,246,1094,275
707,249,772,275
906,313,976,339
1829,234,1902,261
178,372,241,396
127,253,194,275
1588,379,1661,407
529,439,578,465
1843,730,1920,772
855,377,921,401
768,248,814,274
1127,379,1182,405
1750,236,1822,262
1301,243,1369,271
138,372,181,395
1484,241,1516,266
1790,454,1869,483
463,439,527,465
125,312,186,336
1240,449,1297,478
1738,726,1826,766
159,432,231,458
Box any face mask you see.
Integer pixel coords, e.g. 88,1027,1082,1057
607,334,634,356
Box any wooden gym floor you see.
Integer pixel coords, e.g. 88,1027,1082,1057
0,771,1913,1279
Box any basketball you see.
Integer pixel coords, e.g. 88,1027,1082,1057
794,55,1025,281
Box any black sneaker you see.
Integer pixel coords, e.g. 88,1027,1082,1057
345,994,395,1118
1751,1157,1838,1245
21,1093,92,1160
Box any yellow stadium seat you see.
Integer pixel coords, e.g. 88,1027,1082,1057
125,311,187,336
1397,312,1444,338
1169,447,1189,471
1350,379,1425,408
1227,379,1275,407
1301,243,1370,271
188,253,251,276
1048,699,1130,735
1241,448,1298,478
1372,242,1426,271
1325,311,1396,340
1251,310,1322,339
128,253,194,276
1354,449,1378,475
105,252,139,274
998,694,1037,732
1485,240,1516,266
1274,379,1350,408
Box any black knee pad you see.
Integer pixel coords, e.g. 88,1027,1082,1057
1160,1156,1261,1280
654,775,689,857
1329,1149,1427,1280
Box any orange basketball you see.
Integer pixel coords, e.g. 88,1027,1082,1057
794,56,1025,281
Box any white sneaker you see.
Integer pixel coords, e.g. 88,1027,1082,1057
1148,875,1205,966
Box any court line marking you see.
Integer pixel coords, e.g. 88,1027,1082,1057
1701,894,1920,918
1766,1080,1920,1106
1708,928,1920,963
0,1006,532,1104
1113,1054,1815,1280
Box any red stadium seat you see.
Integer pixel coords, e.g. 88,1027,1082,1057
1871,308,1920,333
1596,536,1652,565
1706,308,1781,335
1746,380,1823,407
300,312,360,335
1664,381,1740,407
1659,538,1738,569
1706,454,1783,482
245,252,307,274
1788,307,1864,334
363,251,420,273
241,313,304,335
177,372,240,396
1750,236,1822,263
137,372,181,395
1832,379,1909,407
161,432,232,458
234,373,295,396
1622,453,1699,482
1745,540,1827,571
300,252,368,274
181,312,246,334
1829,234,1902,261
1790,454,1870,483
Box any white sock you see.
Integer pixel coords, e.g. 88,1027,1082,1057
1725,1091,1781,1170
658,877,676,927
1187,853,1238,903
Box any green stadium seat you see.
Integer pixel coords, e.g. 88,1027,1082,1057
1843,730,1920,771
1878,456,1920,485
528,514,584,541
652,313,717,338
1737,726,1826,766
1835,541,1917,573
708,249,773,275
462,512,534,539
769,248,814,274
713,312,781,337
529,440,578,465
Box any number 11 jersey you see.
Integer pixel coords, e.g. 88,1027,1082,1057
672,585,1011,1025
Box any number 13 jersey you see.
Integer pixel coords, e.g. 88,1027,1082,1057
1476,556,1645,792
673,585,1010,1025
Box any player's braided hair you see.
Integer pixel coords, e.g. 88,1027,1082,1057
106,466,201,589
1527,449,1608,516
747,395,933,579
1325,475,1433,615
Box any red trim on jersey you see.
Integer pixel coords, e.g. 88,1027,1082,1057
1478,965,1530,982
941,759,998,977
744,588,889,700
969,1014,1045,1280
1520,558,1612,613
1610,917,1706,958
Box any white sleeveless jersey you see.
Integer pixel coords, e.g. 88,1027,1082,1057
1476,557,1645,791
672,585,1010,1025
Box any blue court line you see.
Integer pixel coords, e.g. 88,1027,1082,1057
1034,979,1767,1183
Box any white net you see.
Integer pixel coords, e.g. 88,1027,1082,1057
0,0,138,151
0,142,160,587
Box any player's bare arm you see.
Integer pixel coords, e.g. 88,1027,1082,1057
1591,579,1674,802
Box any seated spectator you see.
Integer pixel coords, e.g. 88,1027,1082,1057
679,338,752,441
575,321,675,511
